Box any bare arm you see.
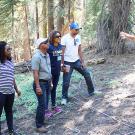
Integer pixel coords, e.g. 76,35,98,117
33,70,40,88
14,79,21,96
61,46,67,72
61,46,66,65
120,32,135,41
33,70,42,95
78,45,84,64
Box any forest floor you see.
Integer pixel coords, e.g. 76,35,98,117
2,48,135,135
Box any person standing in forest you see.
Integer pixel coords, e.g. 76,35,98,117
32,38,51,133
0,41,21,135
47,31,63,115
61,22,97,105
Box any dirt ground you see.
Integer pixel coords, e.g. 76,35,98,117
2,51,135,135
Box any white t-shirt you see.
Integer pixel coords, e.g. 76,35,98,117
61,33,81,62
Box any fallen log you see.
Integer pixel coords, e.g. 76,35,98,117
14,61,31,74
87,58,106,66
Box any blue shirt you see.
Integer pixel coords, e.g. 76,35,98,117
48,44,63,75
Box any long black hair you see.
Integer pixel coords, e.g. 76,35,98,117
0,41,11,63
48,30,61,44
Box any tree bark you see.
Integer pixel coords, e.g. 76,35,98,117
35,0,39,39
48,0,54,33
57,0,64,32
42,0,48,37
11,1,16,61
97,0,131,55
68,0,71,22
23,4,32,61
110,0,131,54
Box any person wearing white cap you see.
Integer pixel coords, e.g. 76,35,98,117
31,38,52,133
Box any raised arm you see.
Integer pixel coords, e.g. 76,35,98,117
120,32,135,41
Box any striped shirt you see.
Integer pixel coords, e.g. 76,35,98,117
0,60,15,94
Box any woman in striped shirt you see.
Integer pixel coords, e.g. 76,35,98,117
0,41,21,135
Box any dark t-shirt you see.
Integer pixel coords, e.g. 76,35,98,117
48,44,63,75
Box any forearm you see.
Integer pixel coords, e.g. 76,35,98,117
78,45,84,63
127,34,135,41
14,79,19,92
79,52,84,63
61,55,64,65
33,71,40,88
61,47,65,65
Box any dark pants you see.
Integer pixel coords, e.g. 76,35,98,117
33,81,50,128
0,92,15,133
62,60,94,99
51,73,60,107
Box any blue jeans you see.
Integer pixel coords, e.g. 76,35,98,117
33,81,50,128
51,73,60,107
62,60,94,99
0,93,15,133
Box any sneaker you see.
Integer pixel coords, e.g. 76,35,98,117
45,110,53,119
61,99,67,105
36,127,48,133
89,91,103,96
52,106,62,115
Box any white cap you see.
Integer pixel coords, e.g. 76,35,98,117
34,38,48,48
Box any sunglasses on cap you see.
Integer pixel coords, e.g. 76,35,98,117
54,33,61,38
54,36,61,38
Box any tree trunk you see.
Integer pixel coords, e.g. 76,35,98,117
68,0,71,22
97,0,131,55
35,0,39,39
48,0,54,33
11,1,16,61
42,0,48,37
23,4,32,61
110,0,131,54
57,0,64,32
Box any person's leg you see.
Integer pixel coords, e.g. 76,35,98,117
0,93,5,134
33,82,46,128
62,62,73,100
45,82,50,111
74,60,94,94
4,93,15,133
44,81,53,118
51,74,60,107
51,74,62,113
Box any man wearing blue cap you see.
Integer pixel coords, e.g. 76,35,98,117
61,22,95,105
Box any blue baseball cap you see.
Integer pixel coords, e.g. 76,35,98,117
69,22,81,30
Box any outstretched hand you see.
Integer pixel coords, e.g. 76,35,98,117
120,32,128,39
